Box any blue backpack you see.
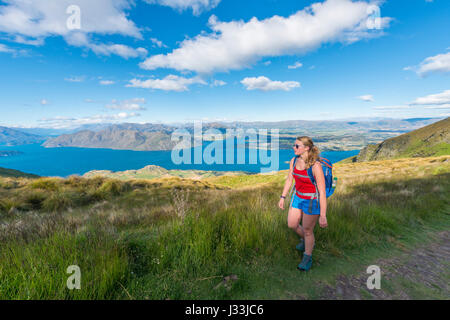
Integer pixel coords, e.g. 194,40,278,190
290,155,336,212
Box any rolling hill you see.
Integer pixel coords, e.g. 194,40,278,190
82,164,251,180
340,117,450,163
0,167,39,178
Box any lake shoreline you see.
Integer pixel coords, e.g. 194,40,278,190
0,143,360,178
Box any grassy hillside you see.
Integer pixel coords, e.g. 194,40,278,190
0,155,448,299
0,166,39,178
340,117,450,163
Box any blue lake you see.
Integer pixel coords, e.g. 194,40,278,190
0,143,359,178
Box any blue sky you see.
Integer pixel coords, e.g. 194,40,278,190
0,0,449,129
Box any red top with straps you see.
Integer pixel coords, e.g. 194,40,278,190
293,166,316,199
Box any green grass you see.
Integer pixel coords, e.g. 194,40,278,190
0,167,39,178
0,227,128,299
402,140,450,158
0,156,449,299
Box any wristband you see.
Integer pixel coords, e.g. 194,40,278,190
280,195,286,199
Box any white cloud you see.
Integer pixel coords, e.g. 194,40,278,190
140,0,391,73
65,76,85,82
241,76,300,92
410,90,450,105
89,43,148,59
0,0,141,39
409,51,450,76
105,98,146,110
423,104,450,109
65,33,148,59
0,0,146,59
0,43,28,57
37,112,140,129
100,80,115,85
143,0,221,15
40,99,49,105
372,105,411,110
358,94,374,102
212,79,226,86
0,43,15,53
126,74,206,91
288,62,303,69
150,37,168,48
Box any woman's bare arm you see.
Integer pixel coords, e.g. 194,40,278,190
278,158,295,210
281,157,295,197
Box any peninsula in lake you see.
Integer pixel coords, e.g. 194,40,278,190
0,150,23,157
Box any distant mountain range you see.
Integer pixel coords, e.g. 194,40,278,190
42,127,182,151
0,126,46,146
341,117,450,162
1,117,446,152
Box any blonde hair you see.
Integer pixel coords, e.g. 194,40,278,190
297,136,320,169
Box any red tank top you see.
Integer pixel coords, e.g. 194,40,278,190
293,166,316,199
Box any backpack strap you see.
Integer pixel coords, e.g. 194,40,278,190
306,160,320,214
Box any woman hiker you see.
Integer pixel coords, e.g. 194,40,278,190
278,136,328,271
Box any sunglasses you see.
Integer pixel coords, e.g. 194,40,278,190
293,144,301,149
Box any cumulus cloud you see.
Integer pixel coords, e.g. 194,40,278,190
126,74,206,91
410,89,450,106
241,76,300,92
143,0,221,15
358,94,374,102
412,51,450,76
105,98,146,110
140,0,391,73
0,0,141,39
0,0,147,59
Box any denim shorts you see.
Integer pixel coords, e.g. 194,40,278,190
290,193,320,215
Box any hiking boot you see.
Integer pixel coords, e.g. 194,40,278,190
297,254,312,271
295,239,305,252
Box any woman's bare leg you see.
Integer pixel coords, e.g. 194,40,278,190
287,207,305,238
302,214,319,255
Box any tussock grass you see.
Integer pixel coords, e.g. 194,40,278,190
0,155,448,299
